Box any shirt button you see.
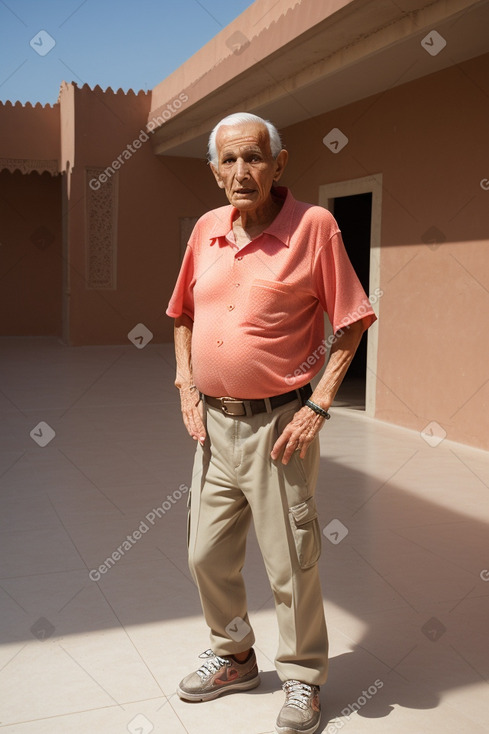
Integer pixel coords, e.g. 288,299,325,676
235,283,240,287
227,304,235,311
217,339,223,347
236,256,243,261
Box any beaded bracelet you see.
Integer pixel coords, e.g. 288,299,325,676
305,399,331,420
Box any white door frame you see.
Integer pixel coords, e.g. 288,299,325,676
318,174,382,417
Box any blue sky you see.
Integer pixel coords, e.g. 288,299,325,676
0,0,255,105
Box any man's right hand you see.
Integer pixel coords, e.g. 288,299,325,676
179,387,206,444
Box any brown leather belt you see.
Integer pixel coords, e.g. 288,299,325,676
204,383,312,417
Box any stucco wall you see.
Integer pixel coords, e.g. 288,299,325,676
0,100,59,165
281,52,489,450
62,85,223,346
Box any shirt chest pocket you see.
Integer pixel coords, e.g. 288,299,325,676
242,280,298,332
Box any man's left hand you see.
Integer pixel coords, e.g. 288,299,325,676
271,405,325,465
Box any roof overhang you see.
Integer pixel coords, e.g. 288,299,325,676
148,0,489,158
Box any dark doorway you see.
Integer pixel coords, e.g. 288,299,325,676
332,192,372,408
0,170,62,337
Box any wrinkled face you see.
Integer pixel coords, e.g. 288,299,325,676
210,122,287,212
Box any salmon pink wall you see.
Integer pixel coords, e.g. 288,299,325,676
61,84,224,346
0,100,59,163
281,53,489,450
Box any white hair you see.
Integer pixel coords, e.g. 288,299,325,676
207,112,283,166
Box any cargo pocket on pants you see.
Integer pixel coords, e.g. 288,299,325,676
288,496,321,569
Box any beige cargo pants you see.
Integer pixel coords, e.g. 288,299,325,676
187,395,329,686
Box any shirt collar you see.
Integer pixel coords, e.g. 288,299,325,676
208,187,295,247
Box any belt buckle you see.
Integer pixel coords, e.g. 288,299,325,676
219,397,246,416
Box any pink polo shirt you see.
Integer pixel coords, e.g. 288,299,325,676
167,187,376,399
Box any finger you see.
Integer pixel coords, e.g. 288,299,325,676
192,413,206,444
180,392,206,443
299,441,310,460
194,413,207,444
184,407,206,443
276,430,303,465
280,438,302,465
182,411,196,439
270,431,289,461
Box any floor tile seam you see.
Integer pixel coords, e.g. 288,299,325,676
42,480,168,492
387,519,487,529
53,399,181,410
426,700,489,731
331,635,415,682
58,641,137,709
44,504,185,524
50,450,128,516
0,451,28,482
0,695,171,729
332,410,489,459
352,524,484,574
349,544,420,613
32,495,128,594
325,600,413,624
390,526,489,579
0,567,90,582
154,545,197,589
376,528,484,580
448,448,489,491
253,642,276,672
247,598,277,615
360,564,482,604
350,449,421,518
446,643,489,686
86,586,168,700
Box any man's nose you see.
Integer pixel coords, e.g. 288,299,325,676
235,158,250,180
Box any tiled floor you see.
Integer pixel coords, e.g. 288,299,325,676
0,337,488,733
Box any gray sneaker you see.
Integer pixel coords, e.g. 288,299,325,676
177,649,260,702
276,680,321,734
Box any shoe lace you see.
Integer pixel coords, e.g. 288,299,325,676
283,680,316,710
196,649,230,681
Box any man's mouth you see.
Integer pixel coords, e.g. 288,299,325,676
234,188,255,194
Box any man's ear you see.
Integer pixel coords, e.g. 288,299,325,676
209,163,225,189
273,149,288,182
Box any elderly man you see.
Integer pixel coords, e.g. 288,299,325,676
167,112,376,734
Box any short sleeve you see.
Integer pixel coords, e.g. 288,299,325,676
313,230,377,333
166,244,195,320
